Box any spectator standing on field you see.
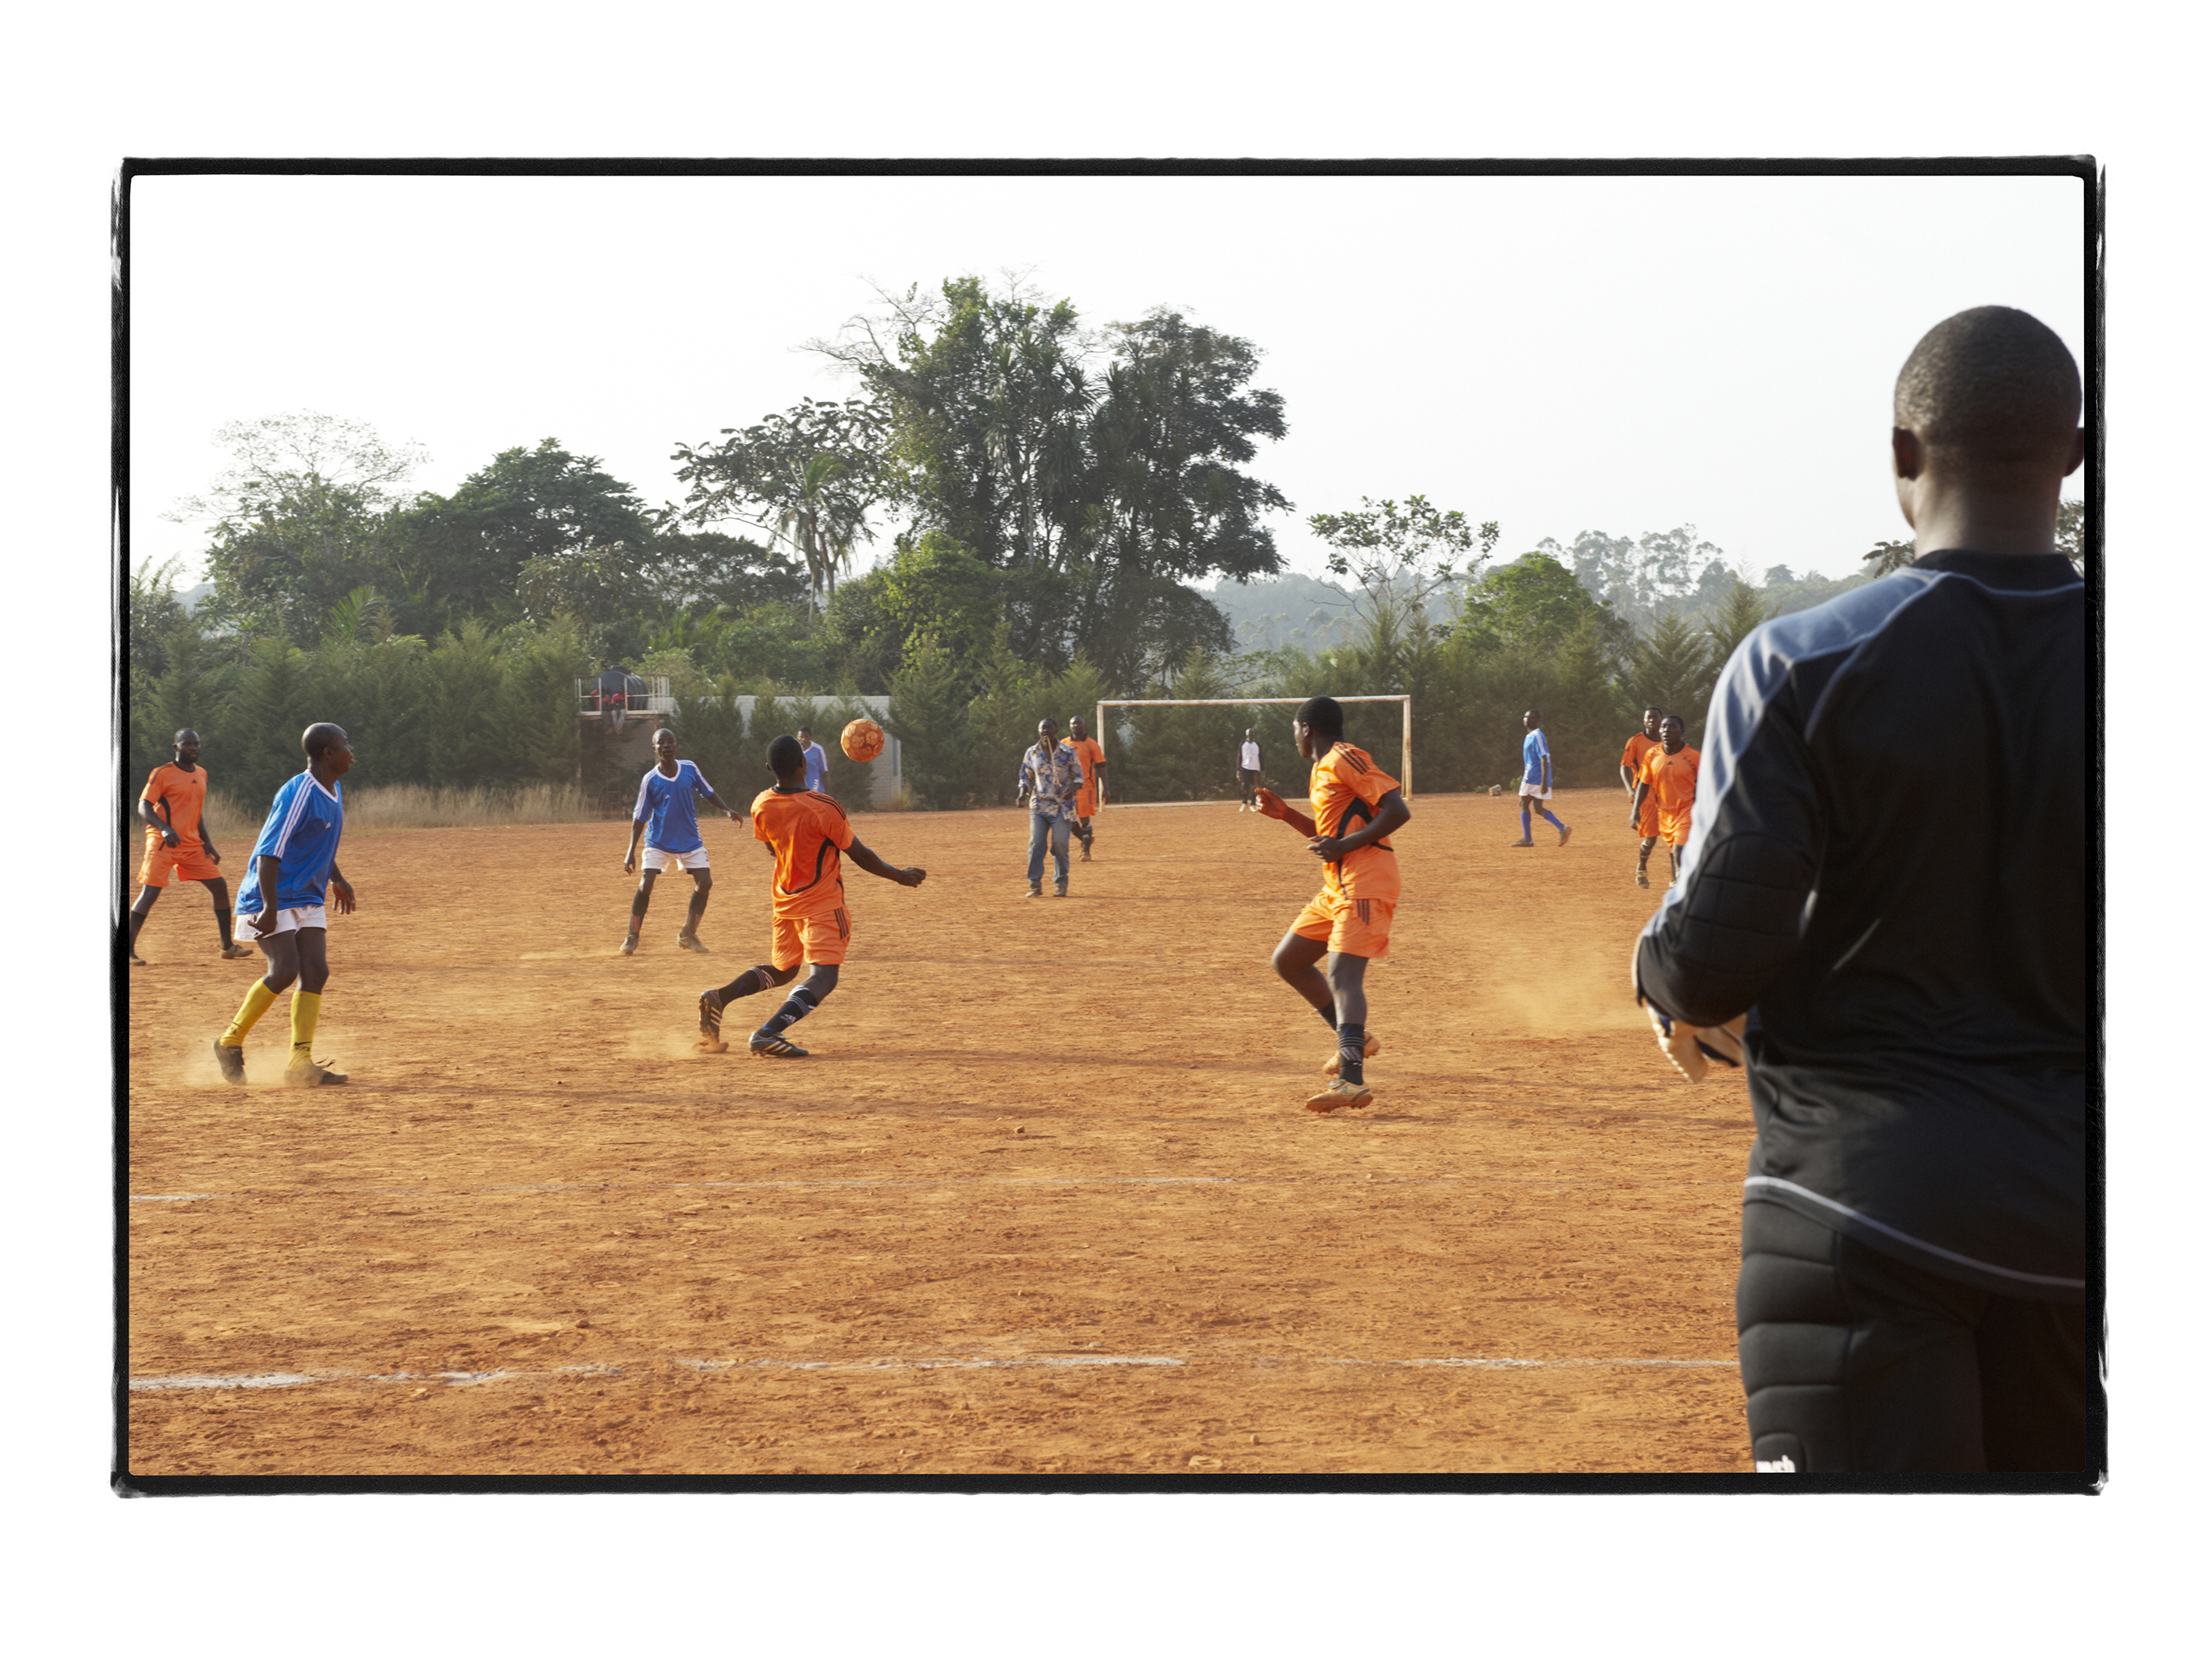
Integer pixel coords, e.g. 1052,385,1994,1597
1237,728,1264,812
1016,716,1084,898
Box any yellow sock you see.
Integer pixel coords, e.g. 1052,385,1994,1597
289,990,323,1062
221,981,277,1049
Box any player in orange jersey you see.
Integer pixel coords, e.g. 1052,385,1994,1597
694,733,925,1059
1630,714,1700,885
1061,715,1106,861
1620,706,1665,887
1255,696,1412,1114
127,728,255,964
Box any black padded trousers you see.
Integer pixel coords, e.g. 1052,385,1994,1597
1735,1199,2086,1473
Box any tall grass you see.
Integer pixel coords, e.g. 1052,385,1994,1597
196,782,610,837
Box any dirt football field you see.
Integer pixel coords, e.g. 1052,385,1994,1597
124,788,1758,1477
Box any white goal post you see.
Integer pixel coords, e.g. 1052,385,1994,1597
1093,695,1413,805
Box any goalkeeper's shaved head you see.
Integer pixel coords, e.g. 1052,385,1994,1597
1894,307,2081,478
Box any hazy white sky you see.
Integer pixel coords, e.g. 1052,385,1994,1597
130,169,2085,591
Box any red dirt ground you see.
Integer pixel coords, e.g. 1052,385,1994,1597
123,788,1756,1476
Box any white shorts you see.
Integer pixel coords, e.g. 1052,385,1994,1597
1518,784,1553,801
642,844,711,872
236,904,328,940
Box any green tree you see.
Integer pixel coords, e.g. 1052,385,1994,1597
884,633,970,809
1627,609,1717,744
420,620,508,789
1309,497,1494,691
2056,498,2086,571
962,625,1049,806
670,673,751,802
667,397,893,611
388,439,655,623
498,618,593,787
1862,537,1917,576
1705,575,1775,671
172,413,428,645
1456,549,1621,656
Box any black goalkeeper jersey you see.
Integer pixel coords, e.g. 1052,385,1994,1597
1635,549,2086,1302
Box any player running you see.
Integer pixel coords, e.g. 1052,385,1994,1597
620,727,743,956
1511,709,1571,847
127,727,254,964
1255,696,1411,1114
1062,715,1106,861
1629,715,1699,886
211,723,357,1087
694,734,925,1059
1619,707,1664,886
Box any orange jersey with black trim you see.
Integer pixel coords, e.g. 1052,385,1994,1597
750,787,855,918
1621,730,1660,784
1639,744,1701,839
141,762,209,850
1309,743,1401,901
1062,736,1103,784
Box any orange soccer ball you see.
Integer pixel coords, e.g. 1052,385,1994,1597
840,717,886,763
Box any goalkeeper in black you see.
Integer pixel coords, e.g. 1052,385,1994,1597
1634,306,2088,1475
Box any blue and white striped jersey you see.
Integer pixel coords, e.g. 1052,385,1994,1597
237,771,346,911
634,760,716,853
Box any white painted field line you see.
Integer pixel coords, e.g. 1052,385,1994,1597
130,1353,1735,1391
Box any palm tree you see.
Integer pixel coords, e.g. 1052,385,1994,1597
776,453,869,611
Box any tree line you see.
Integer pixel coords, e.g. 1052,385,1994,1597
134,270,1955,815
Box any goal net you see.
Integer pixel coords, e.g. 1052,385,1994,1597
1092,695,1411,807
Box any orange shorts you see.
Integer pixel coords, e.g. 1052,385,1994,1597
1075,786,1098,818
1658,815,1692,848
140,835,222,887
771,905,850,969
1291,887,1394,960
1635,797,1660,838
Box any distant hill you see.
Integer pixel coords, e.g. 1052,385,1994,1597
1201,571,1463,655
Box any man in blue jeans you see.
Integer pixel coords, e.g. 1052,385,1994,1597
1016,716,1084,897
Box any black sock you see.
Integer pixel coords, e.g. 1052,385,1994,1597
1337,1022,1366,1086
758,987,820,1037
1316,1003,1339,1032
716,965,781,1001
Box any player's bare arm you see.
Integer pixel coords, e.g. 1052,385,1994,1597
328,862,357,915
1252,789,1317,838
1630,780,1650,828
623,817,647,873
847,838,926,888
1308,788,1410,863
140,795,180,848
250,853,282,933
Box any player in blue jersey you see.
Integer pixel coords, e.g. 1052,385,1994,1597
211,722,357,1087
620,726,743,955
1509,709,1572,847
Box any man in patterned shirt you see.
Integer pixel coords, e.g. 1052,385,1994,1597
1255,696,1412,1114
1016,716,1084,898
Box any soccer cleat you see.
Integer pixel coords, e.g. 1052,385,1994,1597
285,1054,347,1087
1507,838,1535,847
677,931,709,954
1558,824,1574,847
696,988,728,1053
1322,1031,1383,1077
220,943,254,960
1635,868,1650,889
619,933,639,956
1304,1078,1375,1114
749,1032,809,1059
212,1042,246,1085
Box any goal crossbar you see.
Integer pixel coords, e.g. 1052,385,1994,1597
1093,695,1412,801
